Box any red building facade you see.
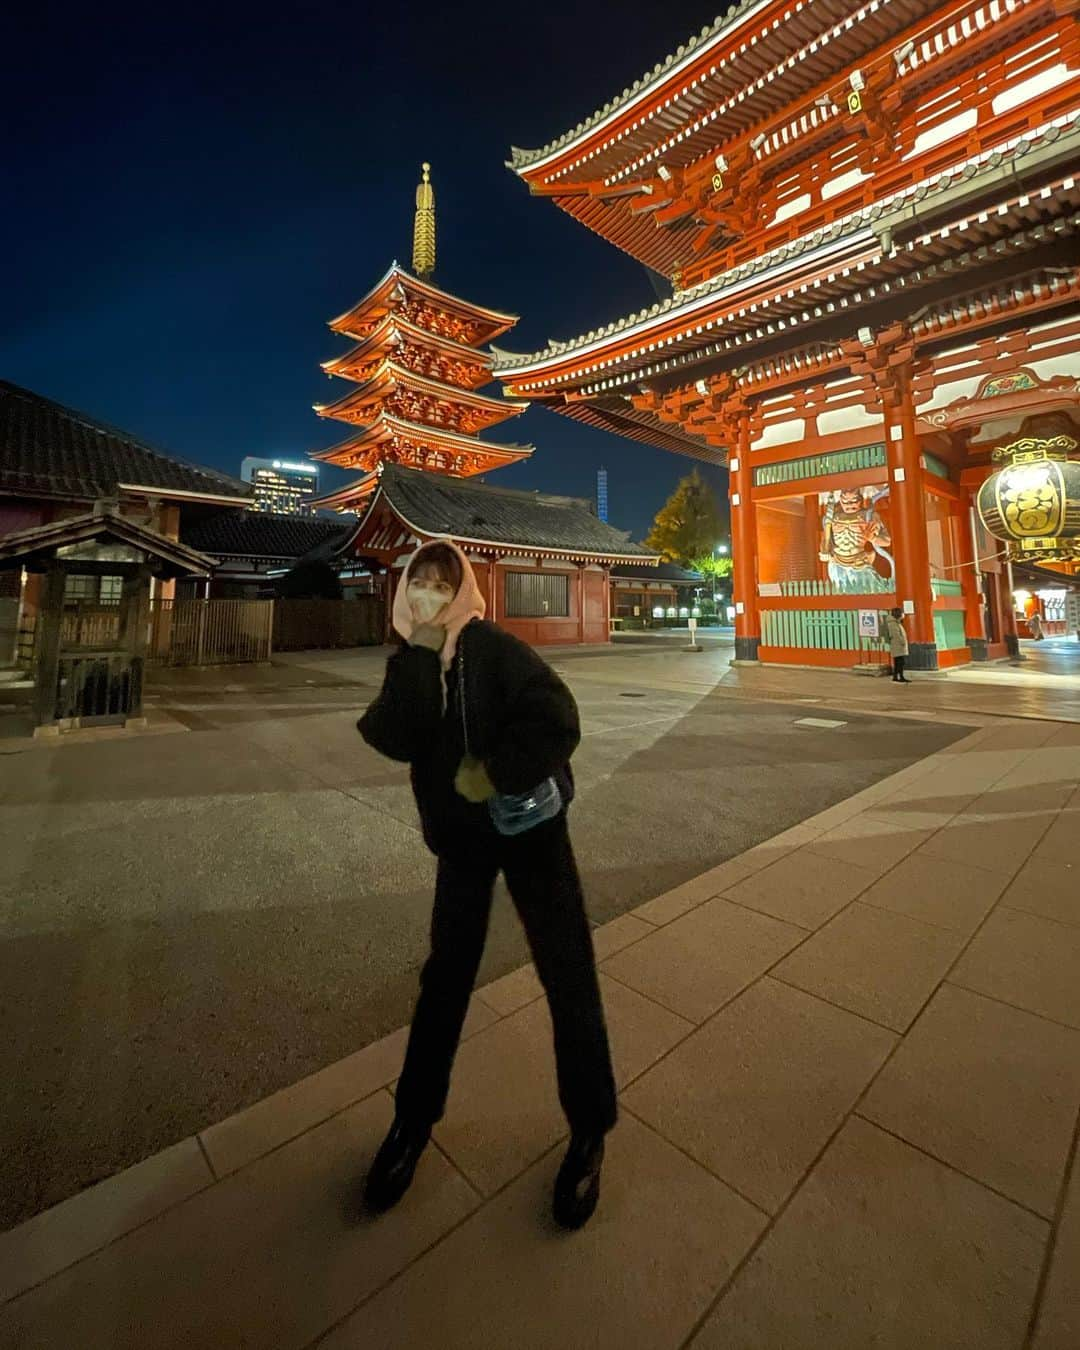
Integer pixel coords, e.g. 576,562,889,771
336,464,653,646
495,0,1080,668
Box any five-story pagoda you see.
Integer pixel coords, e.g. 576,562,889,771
311,164,533,512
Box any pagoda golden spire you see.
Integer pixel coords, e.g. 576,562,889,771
412,162,436,280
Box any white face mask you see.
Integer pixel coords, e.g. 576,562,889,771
407,582,451,624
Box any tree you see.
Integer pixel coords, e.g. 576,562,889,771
645,469,726,565
689,552,734,616
690,553,734,582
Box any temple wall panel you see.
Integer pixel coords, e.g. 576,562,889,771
757,500,822,587
493,562,610,646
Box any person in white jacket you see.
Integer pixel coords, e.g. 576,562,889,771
884,608,910,682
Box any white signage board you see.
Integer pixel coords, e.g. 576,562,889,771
858,609,880,639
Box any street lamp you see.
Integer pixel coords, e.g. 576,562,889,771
712,543,730,612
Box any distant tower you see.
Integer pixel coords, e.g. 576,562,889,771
412,162,436,280
596,466,609,522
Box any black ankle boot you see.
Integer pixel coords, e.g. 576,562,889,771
364,1118,430,1213
553,1134,605,1230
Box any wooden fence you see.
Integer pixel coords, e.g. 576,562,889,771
272,596,383,651
148,599,273,665
18,599,274,668
16,595,381,668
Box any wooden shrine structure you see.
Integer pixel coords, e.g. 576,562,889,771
495,0,1080,668
0,504,215,732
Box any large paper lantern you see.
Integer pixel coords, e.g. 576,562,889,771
977,434,1080,563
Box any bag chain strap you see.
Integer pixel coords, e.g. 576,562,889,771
458,632,470,759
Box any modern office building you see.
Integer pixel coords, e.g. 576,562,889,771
240,457,318,516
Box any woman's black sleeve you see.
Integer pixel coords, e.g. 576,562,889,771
485,654,581,795
357,645,443,763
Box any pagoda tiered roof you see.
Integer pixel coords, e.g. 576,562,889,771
314,363,527,436
328,263,518,346
314,246,534,509
311,411,532,474
320,315,494,390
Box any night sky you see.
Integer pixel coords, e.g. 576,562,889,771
4,2,730,542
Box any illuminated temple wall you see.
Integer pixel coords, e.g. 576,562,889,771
744,367,1016,669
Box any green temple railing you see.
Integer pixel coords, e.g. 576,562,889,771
766,577,893,597
753,443,886,487
763,577,960,601
761,603,969,651
762,608,882,651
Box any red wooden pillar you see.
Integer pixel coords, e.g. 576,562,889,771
850,326,937,669
577,564,586,644
885,365,936,666
955,497,986,659
1001,564,1021,656
728,405,760,661
488,556,499,623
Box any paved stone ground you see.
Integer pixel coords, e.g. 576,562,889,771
0,716,1077,1349
0,644,969,1231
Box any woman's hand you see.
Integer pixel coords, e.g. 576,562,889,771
455,755,496,803
410,623,446,652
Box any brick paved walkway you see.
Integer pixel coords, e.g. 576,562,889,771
1,718,1078,1350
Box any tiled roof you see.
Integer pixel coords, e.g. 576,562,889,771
0,506,217,579
0,381,250,503
495,113,1080,374
507,1,764,171
181,510,349,560
369,464,656,559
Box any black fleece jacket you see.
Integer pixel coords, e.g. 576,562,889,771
358,619,580,860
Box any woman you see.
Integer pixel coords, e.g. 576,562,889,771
884,607,910,682
357,540,617,1229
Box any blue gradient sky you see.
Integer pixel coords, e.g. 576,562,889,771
3,1,730,541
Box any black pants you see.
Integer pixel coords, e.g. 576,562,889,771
893,655,907,680
395,816,618,1138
